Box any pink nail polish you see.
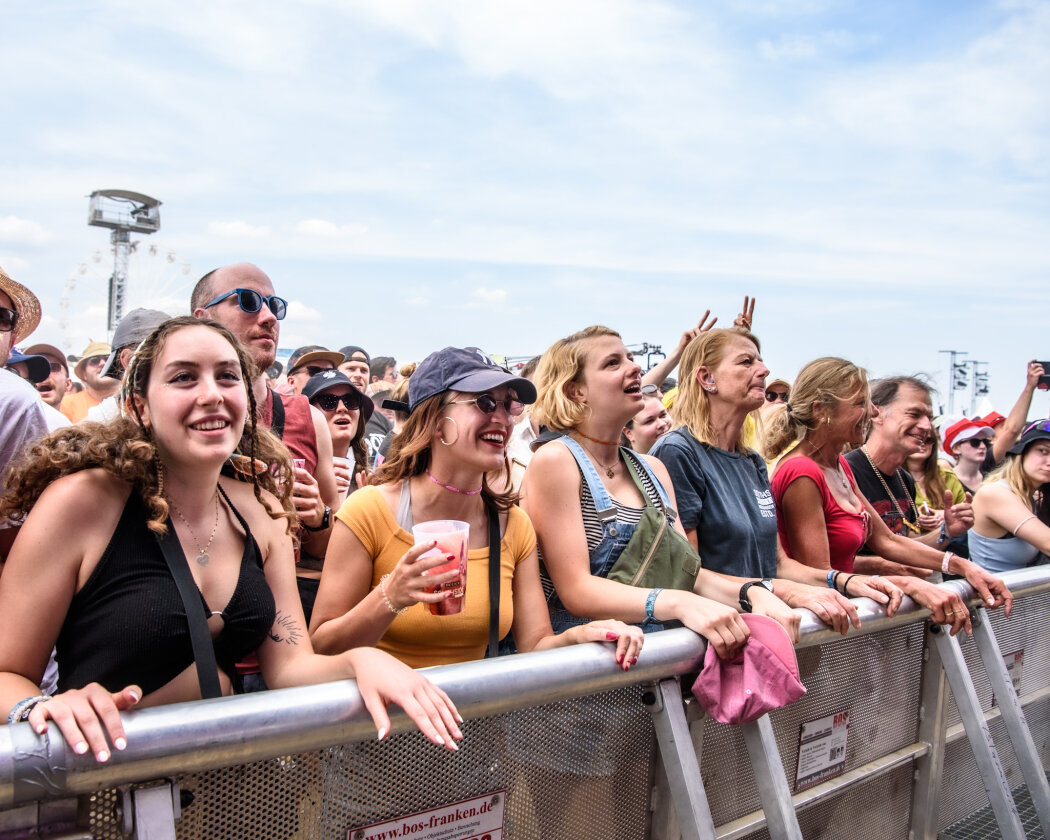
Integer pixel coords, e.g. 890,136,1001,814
606,631,619,640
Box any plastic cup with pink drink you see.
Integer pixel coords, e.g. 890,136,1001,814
411,520,469,616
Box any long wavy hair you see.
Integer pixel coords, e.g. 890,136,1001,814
372,390,517,512
984,442,1050,525
673,327,761,453
1,317,296,535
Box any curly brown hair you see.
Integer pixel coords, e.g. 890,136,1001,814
1,316,296,535
372,390,517,512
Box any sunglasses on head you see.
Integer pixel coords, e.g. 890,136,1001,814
0,307,18,333
1023,419,1050,435
312,392,361,412
963,438,989,449
765,391,789,403
450,394,525,416
203,288,288,320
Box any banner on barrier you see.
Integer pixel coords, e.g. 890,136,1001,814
349,791,506,840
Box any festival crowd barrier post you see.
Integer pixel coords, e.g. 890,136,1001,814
1,567,1048,840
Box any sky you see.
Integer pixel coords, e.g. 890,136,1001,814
2,0,1048,419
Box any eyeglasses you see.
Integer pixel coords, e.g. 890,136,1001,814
203,288,288,320
963,438,989,449
312,392,361,412
450,394,525,416
83,356,107,367
294,365,332,378
765,391,789,403
0,307,17,333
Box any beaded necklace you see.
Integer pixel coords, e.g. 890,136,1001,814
860,445,921,534
574,427,621,447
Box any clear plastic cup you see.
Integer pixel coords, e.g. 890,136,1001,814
411,520,469,616
332,455,352,501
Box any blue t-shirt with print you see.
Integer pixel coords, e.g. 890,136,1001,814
651,428,777,579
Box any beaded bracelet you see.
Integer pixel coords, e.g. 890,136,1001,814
941,551,953,575
378,573,409,616
8,696,49,725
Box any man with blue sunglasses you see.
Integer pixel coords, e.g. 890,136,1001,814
192,264,340,638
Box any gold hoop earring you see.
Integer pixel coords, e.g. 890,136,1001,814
438,416,460,446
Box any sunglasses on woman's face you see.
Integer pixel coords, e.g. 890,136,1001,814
450,394,525,416
963,438,989,449
765,390,789,403
0,307,18,333
203,288,288,320
313,392,361,412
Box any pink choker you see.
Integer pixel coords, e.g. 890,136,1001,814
426,470,482,495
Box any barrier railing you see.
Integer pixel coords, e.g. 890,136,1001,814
0,567,1047,839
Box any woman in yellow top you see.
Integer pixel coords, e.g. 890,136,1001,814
310,346,643,669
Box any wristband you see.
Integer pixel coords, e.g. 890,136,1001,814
643,588,664,626
827,569,835,589
939,520,948,544
941,551,953,575
8,696,49,725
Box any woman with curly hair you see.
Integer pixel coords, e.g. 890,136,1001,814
0,316,462,761
310,346,643,668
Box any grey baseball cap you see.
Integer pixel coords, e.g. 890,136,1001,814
101,308,171,378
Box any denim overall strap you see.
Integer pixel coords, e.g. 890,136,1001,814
557,436,619,538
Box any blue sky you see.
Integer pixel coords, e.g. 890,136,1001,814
2,0,1048,418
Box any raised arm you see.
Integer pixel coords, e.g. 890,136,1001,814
641,312,718,390
992,361,1045,465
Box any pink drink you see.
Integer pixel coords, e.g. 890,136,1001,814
411,520,469,616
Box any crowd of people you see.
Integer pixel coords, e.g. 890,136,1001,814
0,262,1044,770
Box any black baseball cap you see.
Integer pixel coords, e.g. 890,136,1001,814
394,346,537,414
302,369,374,421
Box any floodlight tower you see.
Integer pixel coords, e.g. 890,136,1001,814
87,190,162,332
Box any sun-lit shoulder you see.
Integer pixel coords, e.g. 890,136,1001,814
33,468,130,520
218,477,285,533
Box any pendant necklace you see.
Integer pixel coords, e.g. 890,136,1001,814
574,434,619,479
169,489,221,565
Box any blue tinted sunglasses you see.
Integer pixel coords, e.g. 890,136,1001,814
203,288,288,320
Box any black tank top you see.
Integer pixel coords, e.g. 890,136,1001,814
56,488,277,696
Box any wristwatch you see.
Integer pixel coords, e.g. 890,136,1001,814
303,505,332,532
738,579,775,613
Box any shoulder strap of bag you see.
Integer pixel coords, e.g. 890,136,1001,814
485,500,500,659
153,517,223,699
270,390,286,440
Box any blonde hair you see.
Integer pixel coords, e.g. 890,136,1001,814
984,447,1048,521
673,327,761,452
533,325,621,431
762,357,869,461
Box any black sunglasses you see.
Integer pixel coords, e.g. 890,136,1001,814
963,438,989,449
450,394,525,416
203,288,288,320
313,392,361,412
295,364,332,378
765,391,789,403
0,307,18,333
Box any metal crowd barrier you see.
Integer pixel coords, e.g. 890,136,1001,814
0,567,1048,840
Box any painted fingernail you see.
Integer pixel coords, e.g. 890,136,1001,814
455,712,464,724
114,737,127,751
606,631,619,640
97,750,110,763
448,739,459,751
74,741,88,755
127,690,141,703
446,554,456,561
632,657,639,665
35,724,46,735
377,726,388,741
453,728,463,740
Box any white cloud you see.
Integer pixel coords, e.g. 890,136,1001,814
406,297,429,307
470,287,507,305
207,220,272,238
286,300,323,322
0,255,31,273
295,219,370,237
0,217,52,246
758,30,876,61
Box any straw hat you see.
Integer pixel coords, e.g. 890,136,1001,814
0,265,42,343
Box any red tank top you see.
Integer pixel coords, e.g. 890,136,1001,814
260,390,318,474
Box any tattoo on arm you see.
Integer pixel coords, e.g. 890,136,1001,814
268,610,304,645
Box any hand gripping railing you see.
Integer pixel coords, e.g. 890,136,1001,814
0,566,1048,839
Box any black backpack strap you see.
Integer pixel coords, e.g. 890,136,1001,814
269,390,286,440
485,500,501,659
153,517,223,699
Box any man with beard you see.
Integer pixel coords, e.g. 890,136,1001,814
192,264,339,630
22,343,69,410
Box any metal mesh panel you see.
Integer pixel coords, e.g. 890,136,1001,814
738,762,915,840
700,623,925,826
938,694,1050,830
946,592,1050,728
81,686,653,840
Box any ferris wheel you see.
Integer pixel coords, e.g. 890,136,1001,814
58,241,197,355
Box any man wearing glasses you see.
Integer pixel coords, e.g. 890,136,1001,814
59,340,118,422
21,343,70,410
285,346,345,395
191,264,340,628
